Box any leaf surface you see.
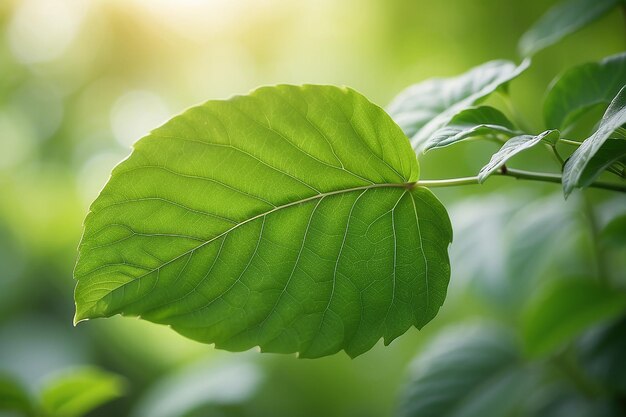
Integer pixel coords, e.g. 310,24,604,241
396,325,531,417
522,278,626,358
40,367,125,417
387,60,529,152
425,106,520,151
478,130,559,182
74,85,452,358
563,86,626,196
519,0,622,57
544,52,626,130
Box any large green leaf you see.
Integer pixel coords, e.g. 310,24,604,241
425,106,520,151
478,130,559,182
544,52,626,130
40,367,125,417
522,278,626,358
387,60,529,152
396,325,532,417
74,85,453,359
519,0,622,57
563,86,626,197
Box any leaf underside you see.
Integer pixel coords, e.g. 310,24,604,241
478,130,559,182
74,85,453,359
387,60,529,152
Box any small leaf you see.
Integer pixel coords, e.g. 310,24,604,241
396,325,531,417
478,130,559,182
74,85,453,359
563,86,626,197
522,278,626,358
425,106,520,151
387,60,530,152
40,367,125,417
544,52,626,130
519,0,622,57
0,374,34,415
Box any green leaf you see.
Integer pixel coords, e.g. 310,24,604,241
519,0,622,57
578,315,626,394
601,214,626,246
0,374,34,415
577,138,626,185
424,106,520,151
74,85,453,359
563,86,626,197
478,130,559,182
396,325,531,417
40,367,125,417
544,52,626,130
522,278,626,358
387,60,530,152
133,358,263,417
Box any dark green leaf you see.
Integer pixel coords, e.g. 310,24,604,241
40,367,125,417
563,86,626,197
578,315,626,394
544,52,626,130
425,106,520,151
519,0,622,57
74,85,453,359
396,325,531,417
478,130,559,182
0,374,34,415
577,138,626,186
601,214,626,246
522,278,626,358
388,60,529,152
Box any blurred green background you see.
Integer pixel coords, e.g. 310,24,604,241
1,0,625,416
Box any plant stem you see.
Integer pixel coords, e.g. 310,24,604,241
417,167,626,192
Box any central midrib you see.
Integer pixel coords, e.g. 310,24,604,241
77,181,417,321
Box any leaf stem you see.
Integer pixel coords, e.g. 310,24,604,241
417,167,626,192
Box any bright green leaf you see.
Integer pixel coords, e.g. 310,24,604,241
425,106,520,151
396,325,531,417
387,60,529,152
519,0,622,57
522,278,626,358
74,85,453,359
478,130,559,182
563,86,626,197
544,52,626,130
0,374,34,415
40,367,125,417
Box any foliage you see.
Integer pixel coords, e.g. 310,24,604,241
1,0,625,416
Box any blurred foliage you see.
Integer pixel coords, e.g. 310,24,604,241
0,0,625,416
